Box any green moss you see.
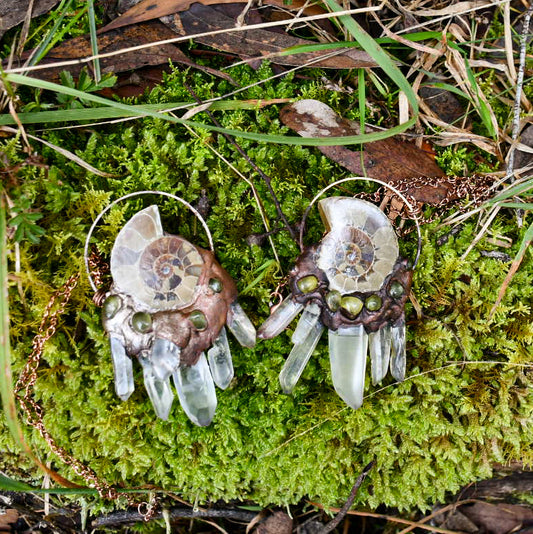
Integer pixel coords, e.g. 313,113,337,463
2,63,533,515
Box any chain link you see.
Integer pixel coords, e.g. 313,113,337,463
14,272,158,518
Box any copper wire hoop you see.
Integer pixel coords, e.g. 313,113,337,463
298,177,423,268
84,190,215,292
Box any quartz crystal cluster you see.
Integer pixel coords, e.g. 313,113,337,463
102,206,256,426
258,197,413,409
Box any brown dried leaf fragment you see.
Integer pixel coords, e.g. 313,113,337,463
280,99,448,205
102,0,327,33
161,3,376,69
0,0,58,39
16,20,234,84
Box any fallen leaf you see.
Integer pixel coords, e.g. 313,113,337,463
0,508,19,532
459,502,533,534
101,0,326,33
280,99,449,205
161,3,376,69
420,83,468,127
254,511,293,534
0,0,58,38
16,20,235,84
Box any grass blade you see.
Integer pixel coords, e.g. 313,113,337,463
87,0,101,82
0,99,293,126
0,473,33,491
29,0,75,66
490,220,533,316
3,73,419,146
0,198,23,447
323,0,419,122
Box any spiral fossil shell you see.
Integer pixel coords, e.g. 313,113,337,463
316,197,399,294
110,206,204,311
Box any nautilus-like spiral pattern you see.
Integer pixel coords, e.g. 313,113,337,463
110,206,203,312
316,197,399,293
258,196,413,412
102,205,257,426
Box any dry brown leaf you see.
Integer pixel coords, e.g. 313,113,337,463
17,20,235,84
0,508,19,532
414,0,492,17
280,99,449,205
254,511,293,534
161,3,376,69
456,502,533,534
0,0,58,38
101,0,326,33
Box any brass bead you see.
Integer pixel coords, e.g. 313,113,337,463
190,310,208,331
102,295,121,319
389,281,404,299
326,290,342,311
340,296,363,316
132,312,152,333
297,275,319,293
365,294,382,311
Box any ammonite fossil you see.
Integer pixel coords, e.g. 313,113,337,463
258,191,417,410
91,199,256,426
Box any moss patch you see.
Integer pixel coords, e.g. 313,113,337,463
3,64,533,512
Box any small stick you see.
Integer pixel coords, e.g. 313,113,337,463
183,82,299,244
316,461,374,534
506,3,533,180
92,506,258,527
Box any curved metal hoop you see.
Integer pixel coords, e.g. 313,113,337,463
84,190,215,292
299,177,422,269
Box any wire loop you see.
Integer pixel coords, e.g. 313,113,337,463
298,176,422,268
84,191,214,292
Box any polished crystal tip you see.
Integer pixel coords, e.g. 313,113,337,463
227,301,257,348
173,353,217,427
151,338,181,381
329,326,368,410
110,336,135,401
139,355,174,420
279,303,324,393
369,325,392,386
207,327,234,389
258,296,304,339
390,322,406,381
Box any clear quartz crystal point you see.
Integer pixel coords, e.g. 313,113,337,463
279,303,324,393
173,353,217,426
226,301,256,348
390,322,406,381
369,325,392,386
151,338,181,381
110,336,135,401
139,355,174,420
329,325,369,409
258,296,304,339
207,327,234,389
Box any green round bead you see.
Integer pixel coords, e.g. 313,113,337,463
297,275,319,293
365,294,382,311
341,296,363,317
132,312,152,333
103,295,121,319
209,278,223,293
389,281,405,299
190,310,208,331
326,290,342,311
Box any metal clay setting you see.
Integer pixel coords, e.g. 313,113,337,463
101,205,256,426
258,197,414,410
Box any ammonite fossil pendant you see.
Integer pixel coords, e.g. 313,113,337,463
101,205,256,426
258,196,414,409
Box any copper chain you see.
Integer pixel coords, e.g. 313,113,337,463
14,271,158,520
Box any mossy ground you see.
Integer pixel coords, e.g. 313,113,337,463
2,62,533,516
